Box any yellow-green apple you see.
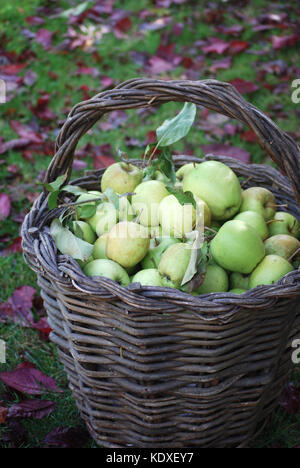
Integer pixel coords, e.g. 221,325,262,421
176,163,198,181
249,254,293,288
118,196,135,222
101,162,143,194
239,187,276,221
106,221,150,268
158,242,191,288
76,190,102,205
229,272,250,290
264,234,300,260
229,288,247,294
88,202,118,236
182,160,242,220
269,212,300,239
131,180,169,227
83,259,130,286
210,220,265,274
72,220,96,244
93,233,109,259
158,195,196,238
141,236,180,269
193,264,228,294
131,268,163,287
233,210,269,240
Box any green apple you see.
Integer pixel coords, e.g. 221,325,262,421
239,187,276,221
233,210,269,240
76,190,102,205
131,180,169,227
141,236,180,269
106,221,150,268
131,268,163,287
101,162,143,195
182,160,242,220
249,255,293,288
88,202,118,236
118,196,135,222
158,242,191,288
229,272,250,290
210,220,265,274
264,234,300,260
269,212,300,239
83,259,130,286
229,289,247,294
194,196,211,228
176,163,198,181
158,195,196,238
193,264,228,294
93,233,109,259
72,220,96,244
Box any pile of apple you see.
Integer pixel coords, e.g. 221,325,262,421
56,159,300,295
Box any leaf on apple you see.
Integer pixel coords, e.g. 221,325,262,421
38,172,68,193
78,203,96,219
50,218,93,261
156,102,197,147
104,188,120,210
62,185,88,196
166,186,196,209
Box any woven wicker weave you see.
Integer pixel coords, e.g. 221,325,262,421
21,79,300,448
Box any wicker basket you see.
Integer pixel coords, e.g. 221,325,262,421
21,79,300,448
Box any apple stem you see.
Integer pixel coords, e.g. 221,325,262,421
288,248,300,263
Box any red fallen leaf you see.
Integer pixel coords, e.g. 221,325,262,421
0,285,35,325
114,17,132,37
228,40,249,55
146,130,157,144
25,16,45,26
35,29,53,50
75,66,100,77
0,138,31,155
202,38,229,55
0,63,27,75
44,426,90,448
240,129,257,143
100,76,114,89
201,143,250,164
0,236,22,256
209,57,232,72
93,154,115,170
7,399,56,419
10,120,43,144
181,57,194,69
30,317,52,341
271,34,300,50
2,420,27,447
0,363,63,395
30,94,55,121
0,193,11,221
229,78,258,94
224,123,237,136
279,382,300,415
23,69,38,86
147,56,174,74
216,24,244,35
72,159,87,171
0,406,8,423
7,164,20,174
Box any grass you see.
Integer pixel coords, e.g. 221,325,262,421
0,0,300,448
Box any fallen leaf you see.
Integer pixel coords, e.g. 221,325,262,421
0,363,63,395
279,382,300,415
0,193,11,220
201,143,250,164
44,426,90,448
7,399,56,419
35,29,53,50
229,78,259,94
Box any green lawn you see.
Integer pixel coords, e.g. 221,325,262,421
0,0,300,448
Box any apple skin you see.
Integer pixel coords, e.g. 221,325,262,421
193,264,229,295
158,195,196,238
83,259,130,286
131,180,169,227
106,221,150,268
118,196,135,222
72,220,96,244
158,242,191,288
229,272,250,291
264,234,300,260
233,210,269,240
210,220,265,274
249,254,293,288
182,160,242,221
239,187,276,221
93,233,109,259
141,236,180,269
101,162,143,195
269,212,300,239
176,163,198,181
88,202,118,236
131,268,163,287
229,289,247,294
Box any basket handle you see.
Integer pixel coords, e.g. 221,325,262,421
46,78,300,206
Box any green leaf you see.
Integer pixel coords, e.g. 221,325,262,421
104,188,120,210
156,102,197,147
166,185,196,209
50,219,93,261
62,185,88,196
181,231,204,286
79,204,96,219
38,173,68,193
48,190,60,209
